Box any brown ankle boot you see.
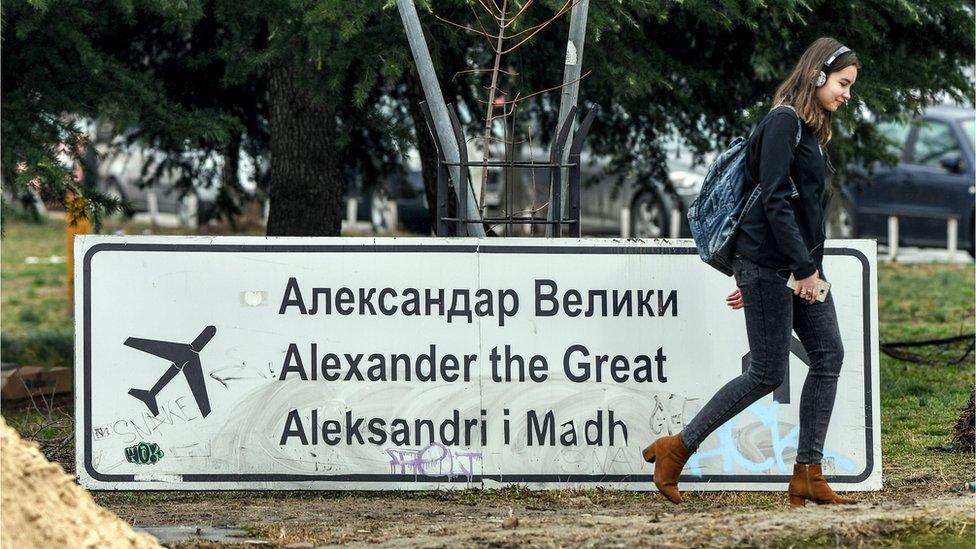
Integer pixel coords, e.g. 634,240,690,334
788,463,856,507
642,434,692,504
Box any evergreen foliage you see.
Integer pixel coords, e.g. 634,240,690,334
2,0,972,234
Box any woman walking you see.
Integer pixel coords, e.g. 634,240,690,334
643,37,860,507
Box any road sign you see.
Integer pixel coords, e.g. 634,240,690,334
75,237,880,490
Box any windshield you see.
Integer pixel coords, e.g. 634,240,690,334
961,118,975,150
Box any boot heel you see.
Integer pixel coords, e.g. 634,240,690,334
641,442,657,463
789,495,806,507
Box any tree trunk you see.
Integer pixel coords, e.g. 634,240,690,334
215,130,243,229
266,57,342,236
404,73,440,235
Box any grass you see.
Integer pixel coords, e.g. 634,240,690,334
1,217,973,507
876,262,975,490
0,219,72,338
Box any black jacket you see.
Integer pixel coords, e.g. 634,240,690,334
735,106,828,279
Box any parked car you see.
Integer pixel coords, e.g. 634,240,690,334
99,147,222,220
346,165,431,234
831,104,975,256
576,147,706,238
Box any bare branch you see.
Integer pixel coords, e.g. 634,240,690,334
500,0,576,42
485,201,551,232
484,135,529,145
495,91,522,119
495,70,592,106
474,0,502,18
501,0,579,55
433,15,501,48
469,0,503,43
503,0,536,28
452,68,520,83
478,0,510,210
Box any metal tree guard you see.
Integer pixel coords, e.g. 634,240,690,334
420,102,596,238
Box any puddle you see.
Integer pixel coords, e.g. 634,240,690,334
134,526,265,545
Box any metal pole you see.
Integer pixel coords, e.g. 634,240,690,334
669,209,681,238
546,0,589,236
887,216,899,261
947,217,958,260
396,0,484,237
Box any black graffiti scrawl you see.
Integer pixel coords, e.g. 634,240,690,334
125,325,216,418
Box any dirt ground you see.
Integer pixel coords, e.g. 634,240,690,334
98,485,975,547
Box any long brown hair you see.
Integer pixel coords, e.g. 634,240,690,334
773,37,861,144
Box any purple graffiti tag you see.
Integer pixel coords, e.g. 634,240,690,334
385,443,483,482
453,451,482,482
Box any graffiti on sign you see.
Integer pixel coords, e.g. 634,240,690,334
124,442,165,464
386,442,483,482
92,425,112,440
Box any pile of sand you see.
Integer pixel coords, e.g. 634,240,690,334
0,416,160,548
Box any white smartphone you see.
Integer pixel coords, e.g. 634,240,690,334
786,274,831,302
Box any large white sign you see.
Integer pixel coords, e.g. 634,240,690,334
75,237,881,491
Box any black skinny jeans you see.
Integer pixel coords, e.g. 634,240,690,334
681,254,844,464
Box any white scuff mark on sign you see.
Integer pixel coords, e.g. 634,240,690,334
241,291,267,307
133,473,183,482
171,442,212,458
565,41,577,65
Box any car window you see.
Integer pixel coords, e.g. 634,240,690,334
910,120,961,168
876,120,910,157
961,118,975,150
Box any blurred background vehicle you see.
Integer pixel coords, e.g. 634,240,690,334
480,142,707,238
831,104,975,257
97,144,220,225
343,160,431,235
87,122,235,227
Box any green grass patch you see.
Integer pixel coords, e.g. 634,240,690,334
1,219,72,338
876,262,975,489
0,328,74,368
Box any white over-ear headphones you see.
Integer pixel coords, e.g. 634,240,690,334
816,45,851,87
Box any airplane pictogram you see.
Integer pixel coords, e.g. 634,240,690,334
125,325,216,418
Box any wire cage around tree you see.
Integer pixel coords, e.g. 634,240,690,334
419,101,595,237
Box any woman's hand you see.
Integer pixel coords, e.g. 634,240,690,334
726,288,744,310
794,270,820,304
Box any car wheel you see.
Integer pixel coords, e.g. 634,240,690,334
631,189,673,239
370,187,395,233
826,197,856,239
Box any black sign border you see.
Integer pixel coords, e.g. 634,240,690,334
82,242,875,485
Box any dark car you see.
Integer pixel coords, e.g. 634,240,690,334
832,105,975,256
349,168,431,234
